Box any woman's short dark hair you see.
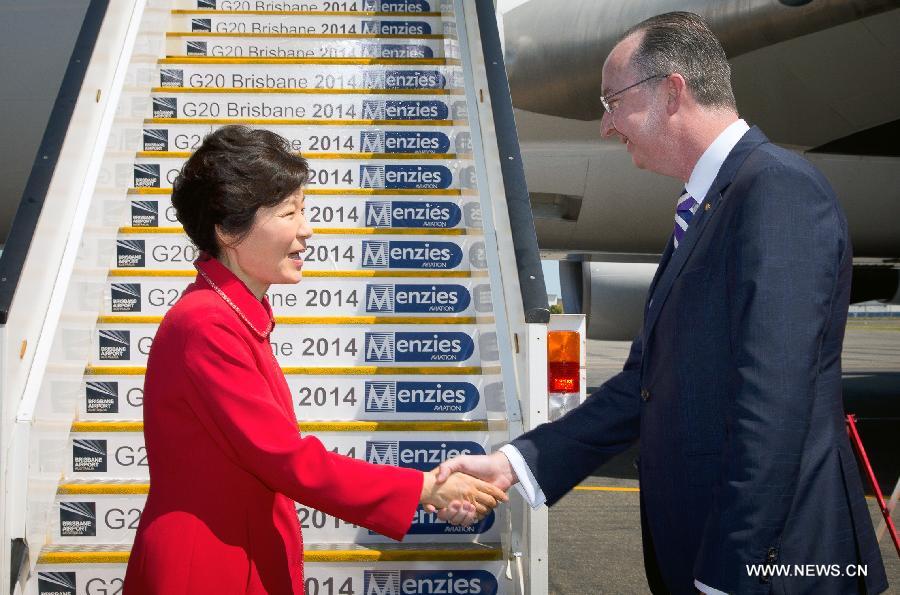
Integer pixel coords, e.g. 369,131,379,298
171,125,309,257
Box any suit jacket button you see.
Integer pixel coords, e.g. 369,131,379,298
640,389,650,401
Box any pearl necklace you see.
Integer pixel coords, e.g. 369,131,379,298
197,267,273,340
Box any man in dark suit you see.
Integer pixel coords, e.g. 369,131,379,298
434,11,888,594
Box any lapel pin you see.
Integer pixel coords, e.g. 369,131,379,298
704,202,712,211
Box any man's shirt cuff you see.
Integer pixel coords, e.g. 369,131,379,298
498,444,546,509
695,579,728,594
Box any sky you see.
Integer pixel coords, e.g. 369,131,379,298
541,259,561,297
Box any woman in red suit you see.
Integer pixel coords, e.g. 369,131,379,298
123,126,505,594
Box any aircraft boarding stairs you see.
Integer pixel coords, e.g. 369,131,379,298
0,1,582,594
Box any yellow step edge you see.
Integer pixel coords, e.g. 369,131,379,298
37,546,501,565
150,87,463,95
117,226,466,235
71,420,489,432
135,151,458,159
129,186,463,195
107,269,480,278
59,483,150,495
143,117,461,127
166,32,446,39
84,365,483,376
98,315,478,324
158,57,460,65
171,9,445,16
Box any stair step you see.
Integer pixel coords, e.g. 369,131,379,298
147,91,467,123
165,33,454,61
52,480,500,544
129,193,480,231
179,0,450,14
103,276,489,316
93,321,494,366
82,371,499,420
138,122,472,156
67,426,497,479
113,234,483,272
156,62,462,90
169,12,452,36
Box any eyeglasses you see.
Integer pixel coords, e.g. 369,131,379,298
600,73,670,114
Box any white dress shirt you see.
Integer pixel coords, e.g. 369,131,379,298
501,119,750,595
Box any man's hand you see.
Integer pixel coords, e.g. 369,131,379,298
419,469,508,524
426,452,518,524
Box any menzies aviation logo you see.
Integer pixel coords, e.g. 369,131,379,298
364,70,446,90
59,501,96,537
99,330,130,361
364,332,474,363
360,131,450,154
364,201,461,228
73,439,107,472
365,283,470,313
363,0,432,12
111,283,141,312
131,200,159,227
133,164,160,188
362,100,448,120
363,569,498,595
152,97,177,118
365,440,484,470
117,240,146,268
364,44,433,59
160,68,183,87
143,128,168,151
360,165,452,190
362,241,463,270
38,572,76,595
86,381,119,414
362,20,432,35
364,381,479,413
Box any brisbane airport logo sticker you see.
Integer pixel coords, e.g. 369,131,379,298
86,381,119,414
143,129,168,152
133,164,160,188
152,97,177,118
360,131,451,154
363,570,498,595
364,201,461,229
364,381,479,414
365,283,470,313
364,332,474,363
111,283,141,312
362,241,463,270
99,330,130,361
131,201,159,227
362,100,448,121
73,439,107,473
38,572,76,595
186,41,208,56
59,501,96,537
117,240,146,268
160,69,183,87
191,18,212,32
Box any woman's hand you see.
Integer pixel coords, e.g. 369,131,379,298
420,470,508,525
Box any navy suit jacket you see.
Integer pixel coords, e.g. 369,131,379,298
512,127,888,594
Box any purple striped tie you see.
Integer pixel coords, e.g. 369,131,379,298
673,190,699,249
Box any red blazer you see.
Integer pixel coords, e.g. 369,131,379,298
124,256,422,594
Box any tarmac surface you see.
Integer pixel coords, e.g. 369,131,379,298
547,318,900,594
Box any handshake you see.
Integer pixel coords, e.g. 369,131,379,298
418,452,517,526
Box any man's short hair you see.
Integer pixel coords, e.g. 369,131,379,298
622,11,737,111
